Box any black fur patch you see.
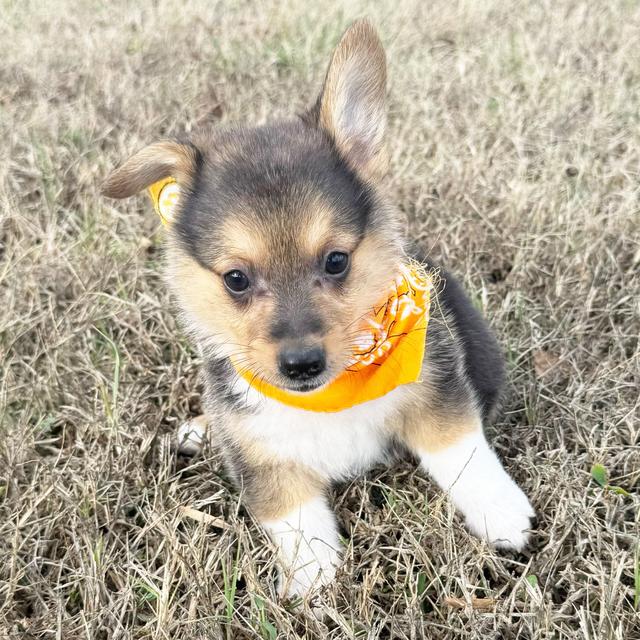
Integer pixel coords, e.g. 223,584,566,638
175,120,375,272
418,253,505,421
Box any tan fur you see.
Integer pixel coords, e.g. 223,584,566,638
318,19,388,181
298,200,358,258
102,140,198,199
211,214,268,273
398,403,481,453
243,461,325,521
166,245,273,361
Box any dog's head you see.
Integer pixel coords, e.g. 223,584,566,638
104,20,405,392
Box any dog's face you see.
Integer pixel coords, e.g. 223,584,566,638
104,21,404,392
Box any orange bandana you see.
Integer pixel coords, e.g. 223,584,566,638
148,178,432,413
236,264,432,412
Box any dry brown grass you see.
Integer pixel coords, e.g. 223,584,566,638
1,1,639,638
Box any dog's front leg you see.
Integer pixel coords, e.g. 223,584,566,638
402,411,534,550
176,419,340,597
262,496,340,600
245,464,341,600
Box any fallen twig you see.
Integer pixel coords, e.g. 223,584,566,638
179,506,229,530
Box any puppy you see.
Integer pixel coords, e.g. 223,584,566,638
103,20,534,602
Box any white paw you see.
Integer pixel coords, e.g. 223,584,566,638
420,430,535,551
263,497,341,601
458,476,534,550
176,416,207,455
276,550,338,601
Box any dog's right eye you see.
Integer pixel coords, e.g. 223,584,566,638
325,251,350,276
223,270,250,294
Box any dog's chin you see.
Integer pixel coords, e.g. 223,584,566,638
280,376,331,394
294,380,324,393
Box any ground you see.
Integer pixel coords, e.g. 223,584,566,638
1,1,639,638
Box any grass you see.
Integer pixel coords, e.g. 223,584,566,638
1,0,639,637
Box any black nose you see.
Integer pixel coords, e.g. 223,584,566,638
278,346,326,381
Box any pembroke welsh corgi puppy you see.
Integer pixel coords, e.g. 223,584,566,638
103,19,534,603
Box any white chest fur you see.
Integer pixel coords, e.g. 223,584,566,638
235,381,408,481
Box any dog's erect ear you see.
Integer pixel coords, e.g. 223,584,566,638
315,19,387,181
102,140,199,199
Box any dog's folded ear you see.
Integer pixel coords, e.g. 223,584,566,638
314,19,388,181
102,140,199,199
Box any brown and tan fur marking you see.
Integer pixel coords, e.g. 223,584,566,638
242,464,325,522
398,406,481,453
231,449,325,522
102,140,199,199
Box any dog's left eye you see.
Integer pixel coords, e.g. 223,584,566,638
223,269,250,293
325,251,349,276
